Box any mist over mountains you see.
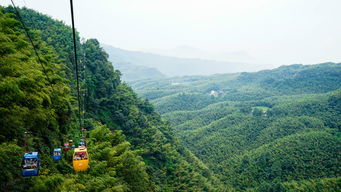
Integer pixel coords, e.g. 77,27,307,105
145,45,254,63
1,3,340,191
102,43,254,80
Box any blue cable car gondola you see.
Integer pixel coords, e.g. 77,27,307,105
53,148,62,161
22,152,40,177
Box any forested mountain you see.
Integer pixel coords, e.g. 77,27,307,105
0,6,225,191
1,4,340,192
102,43,247,77
131,63,341,112
130,63,341,191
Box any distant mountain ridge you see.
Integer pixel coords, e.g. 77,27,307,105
101,44,166,82
102,43,249,78
147,45,254,63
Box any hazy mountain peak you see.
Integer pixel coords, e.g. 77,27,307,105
145,45,254,63
101,43,261,77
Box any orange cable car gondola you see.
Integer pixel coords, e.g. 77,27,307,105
73,146,89,171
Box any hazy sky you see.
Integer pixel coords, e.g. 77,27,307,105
2,0,341,68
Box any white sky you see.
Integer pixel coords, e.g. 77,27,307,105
2,0,341,68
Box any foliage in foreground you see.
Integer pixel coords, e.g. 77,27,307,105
0,6,224,191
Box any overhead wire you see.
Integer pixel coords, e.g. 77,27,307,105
9,0,84,153
6,2,88,174
10,0,59,152
11,0,86,148
69,0,83,131
10,0,54,89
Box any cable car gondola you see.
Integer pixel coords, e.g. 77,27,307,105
79,138,85,146
22,152,40,177
63,143,70,151
73,146,89,171
53,148,62,161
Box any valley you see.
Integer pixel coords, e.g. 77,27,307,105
130,63,341,191
0,2,340,191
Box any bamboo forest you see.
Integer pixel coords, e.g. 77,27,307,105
0,1,340,192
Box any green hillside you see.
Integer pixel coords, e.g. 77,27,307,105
130,63,341,191
0,6,224,191
1,4,340,192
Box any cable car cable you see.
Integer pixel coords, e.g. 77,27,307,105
69,0,87,147
9,0,86,173
69,0,83,130
10,0,54,90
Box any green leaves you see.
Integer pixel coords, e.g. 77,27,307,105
0,142,23,190
87,124,153,192
132,58,341,191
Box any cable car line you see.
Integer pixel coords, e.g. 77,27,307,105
69,0,83,130
11,0,90,174
69,0,89,171
10,0,54,90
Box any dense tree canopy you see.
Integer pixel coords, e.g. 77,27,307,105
0,6,224,191
131,62,341,191
1,5,340,192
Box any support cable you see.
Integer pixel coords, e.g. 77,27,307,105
10,0,54,88
69,0,82,130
